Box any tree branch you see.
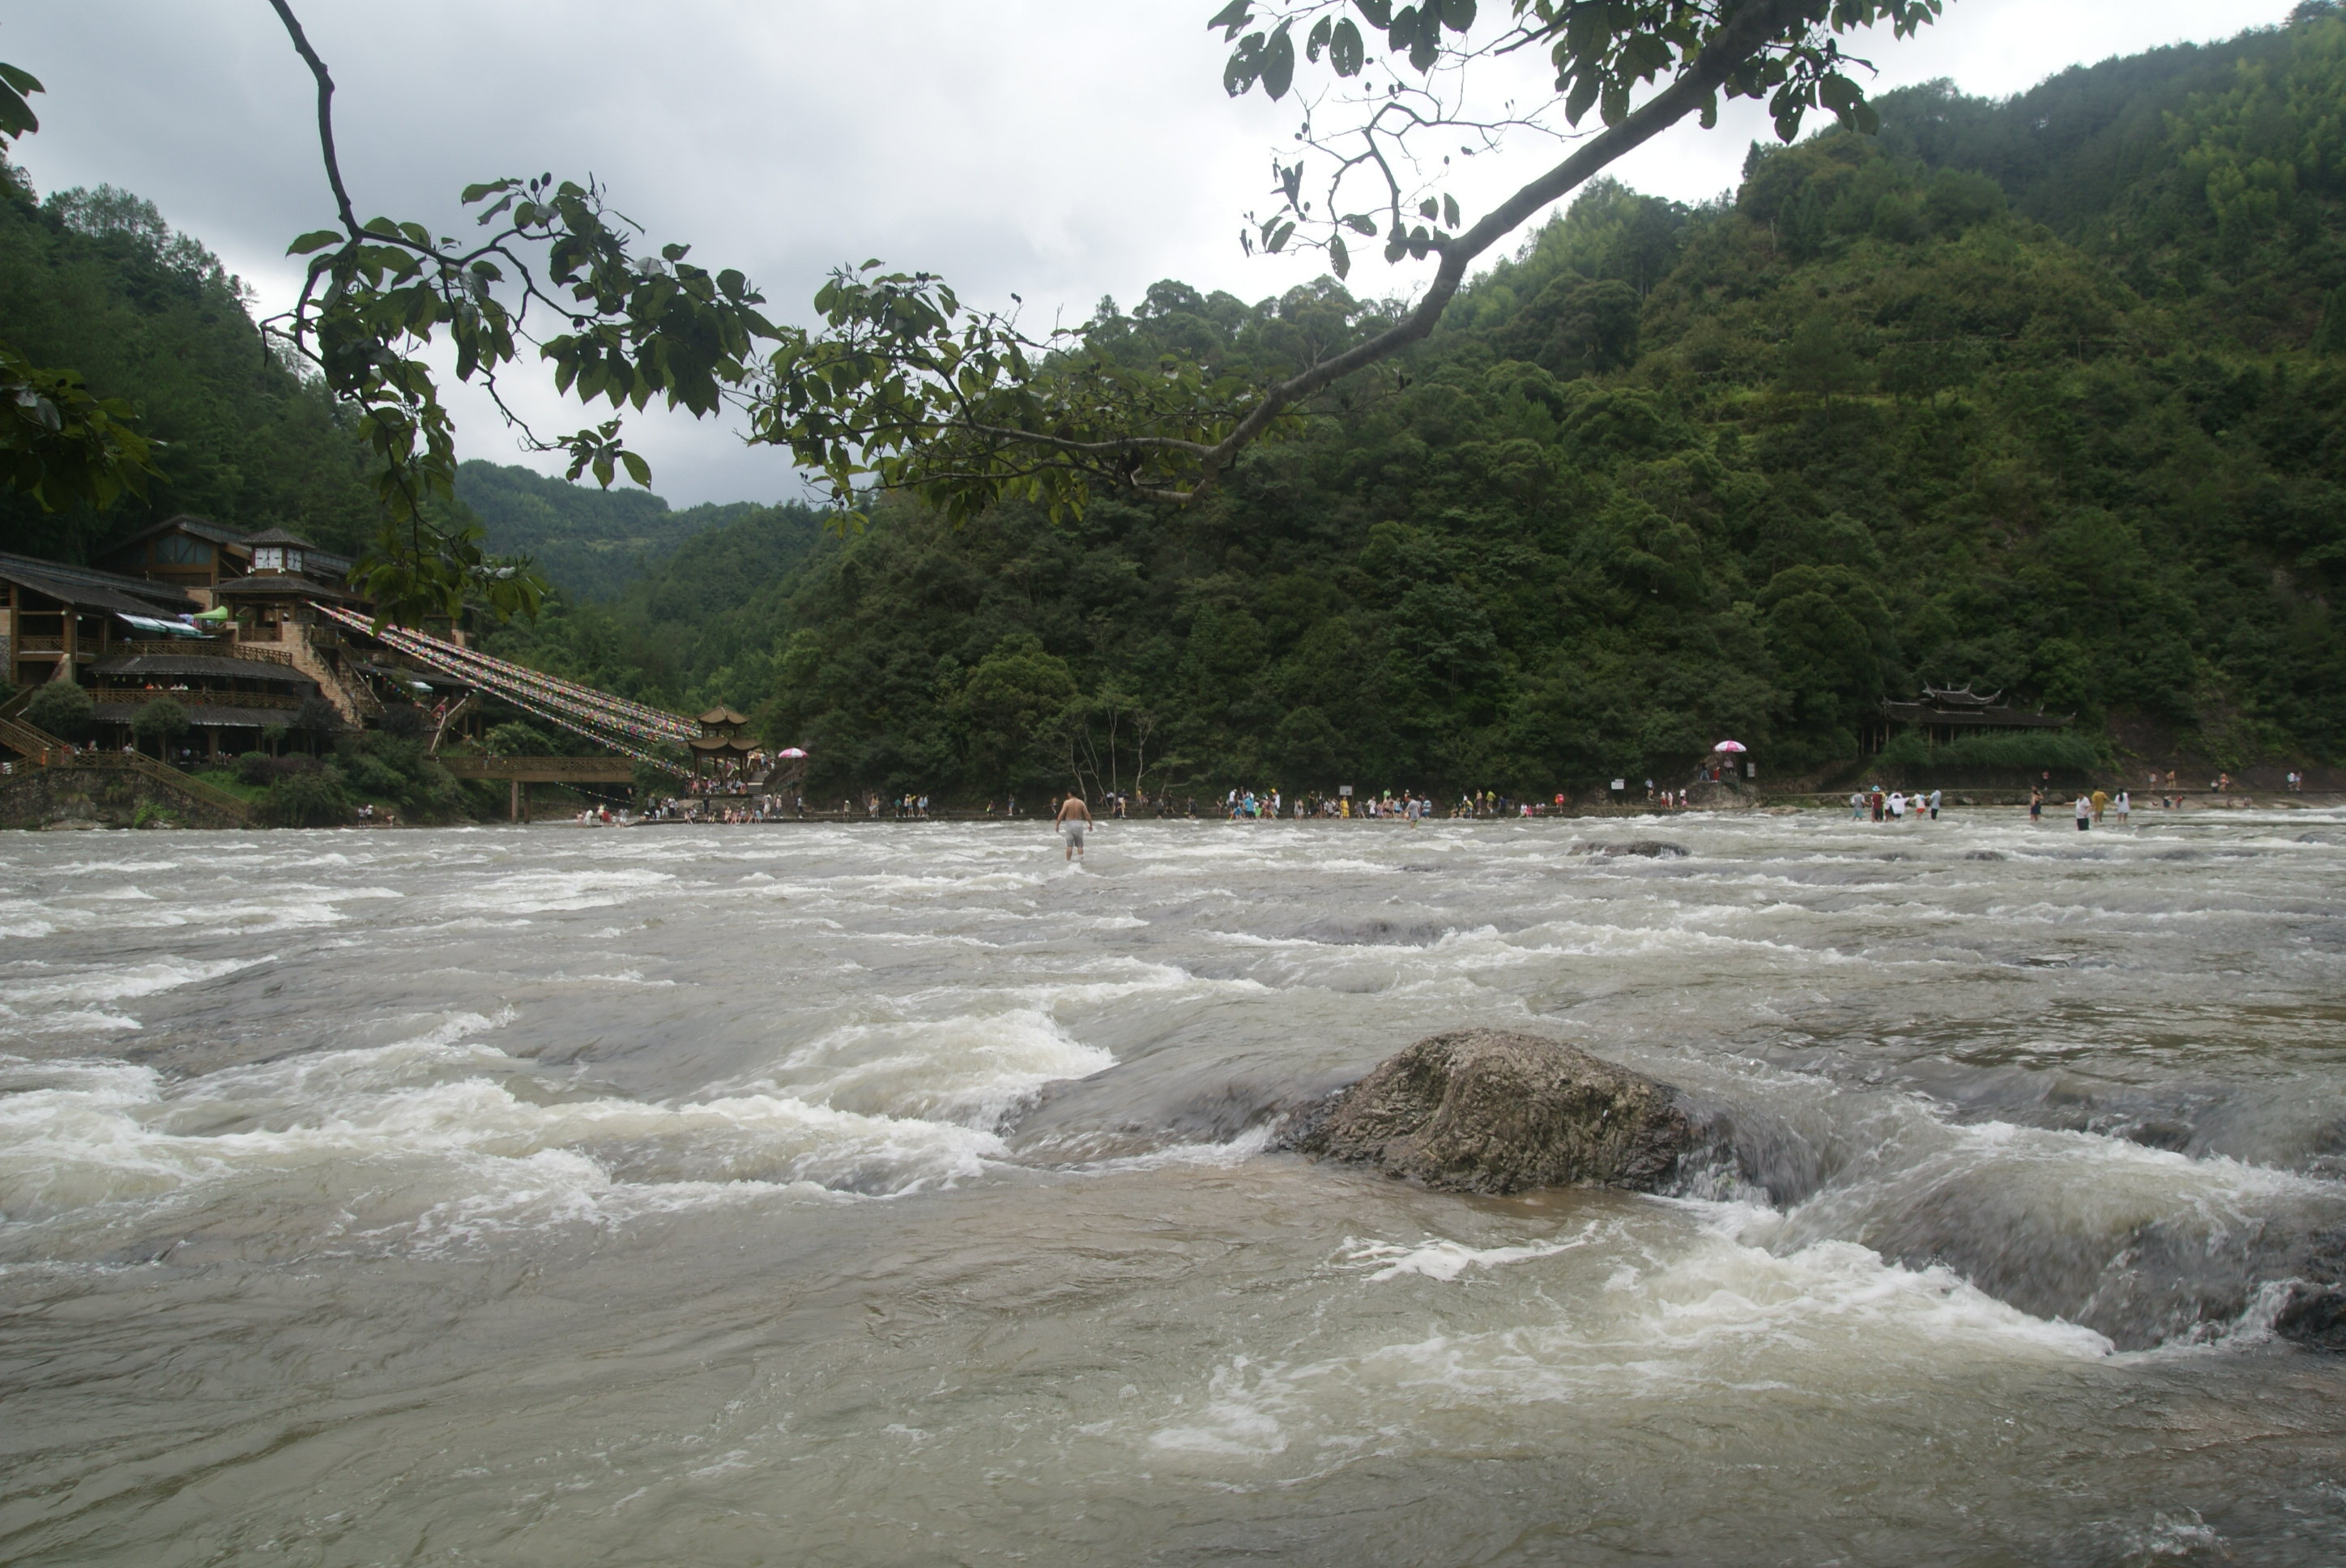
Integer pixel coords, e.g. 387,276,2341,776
1179,0,1815,501
265,0,360,236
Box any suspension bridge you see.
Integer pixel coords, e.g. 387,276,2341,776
311,603,797,819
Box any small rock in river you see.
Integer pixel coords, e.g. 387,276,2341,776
1280,1029,1693,1195
1569,840,1689,859
2274,1284,2346,1352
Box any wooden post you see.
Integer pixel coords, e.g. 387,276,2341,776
510,778,523,823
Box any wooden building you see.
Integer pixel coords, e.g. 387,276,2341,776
1,552,200,696
1866,684,2075,753
6,519,388,756
96,515,257,607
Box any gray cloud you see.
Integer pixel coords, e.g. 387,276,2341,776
6,0,2297,505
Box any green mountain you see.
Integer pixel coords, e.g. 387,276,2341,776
483,496,831,700
454,461,793,602
486,9,2346,801
6,11,2341,802
0,164,766,595
0,173,383,561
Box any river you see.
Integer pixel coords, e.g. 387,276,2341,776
2,807,2342,1566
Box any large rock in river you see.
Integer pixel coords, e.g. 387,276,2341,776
1284,1029,1693,1195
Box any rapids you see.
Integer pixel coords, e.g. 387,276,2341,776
2,808,2343,1565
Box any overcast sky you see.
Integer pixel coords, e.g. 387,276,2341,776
6,0,2301,507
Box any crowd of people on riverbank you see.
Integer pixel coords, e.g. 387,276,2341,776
558,764,2326,830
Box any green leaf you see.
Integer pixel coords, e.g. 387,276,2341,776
1224,33,1264,96
0,61,41,143
1207,0,1252,40
1329,234,1350,280
287,229,344,255
619,450,652,486
1443,193,1460,228
1260,26,1296,100
1353,0,1393,28
1330,18,1364,75
1438,0,1475,32
1307,15,1333,62
1418,198,1439,219
1565,71,1600,126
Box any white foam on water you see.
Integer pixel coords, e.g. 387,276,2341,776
475,866,678,913
750,1008,1115,1127
546,968,676,987
1014,961,1265,1012
1775,1111,2344,1265
0,953,273,1010
1341,1227,1606,1282
1148,1201,2113,1468
0,1025,1008,1242
1061,1122,1281,1174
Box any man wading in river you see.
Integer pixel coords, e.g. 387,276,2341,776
1056,792,1093,863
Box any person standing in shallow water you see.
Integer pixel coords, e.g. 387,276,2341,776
1055,791,1092,863
2075,793,2093,832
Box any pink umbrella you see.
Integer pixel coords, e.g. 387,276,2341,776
1713,739,1747,752
777,747,808,758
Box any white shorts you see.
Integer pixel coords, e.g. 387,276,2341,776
1063,820,1087,845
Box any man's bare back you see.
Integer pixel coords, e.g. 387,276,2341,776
1055,794,1092,860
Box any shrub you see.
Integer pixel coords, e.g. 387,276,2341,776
237,752,323,785
332,731,471,822
378,703,427,741
293,694,343,750
24,679,94,739
262,768,352,827
484,721,558,756
339,752,409,801
130,697,191,757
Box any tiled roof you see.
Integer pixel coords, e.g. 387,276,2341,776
0,552,198,616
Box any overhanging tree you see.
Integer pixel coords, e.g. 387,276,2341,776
252,0,1943,620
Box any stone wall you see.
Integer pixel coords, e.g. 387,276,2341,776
0,763,252,831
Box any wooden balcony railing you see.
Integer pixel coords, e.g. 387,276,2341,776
100,688,305,710
117,637,292,665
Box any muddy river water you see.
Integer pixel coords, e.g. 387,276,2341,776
2,808,2343,1566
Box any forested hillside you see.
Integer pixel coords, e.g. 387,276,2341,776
490,7,2346,803
6,11,2342,804
455,462,784,602
0,172,384,561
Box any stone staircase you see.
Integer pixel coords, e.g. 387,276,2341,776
284,625,379,725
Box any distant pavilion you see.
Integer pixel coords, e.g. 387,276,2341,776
690,706,757,780
1867,684,2075,753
